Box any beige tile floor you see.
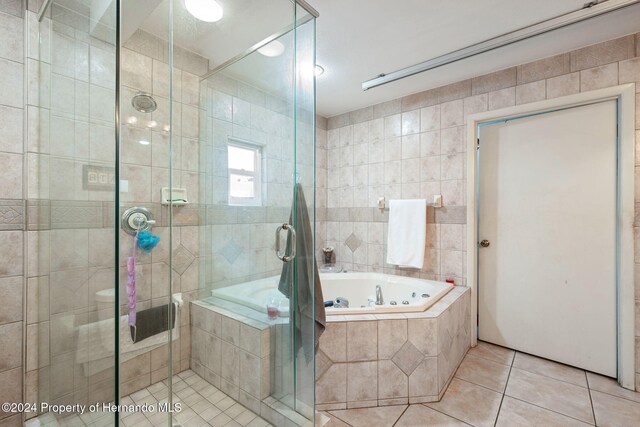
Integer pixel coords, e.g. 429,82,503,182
26,370,272,427
322,341,640,427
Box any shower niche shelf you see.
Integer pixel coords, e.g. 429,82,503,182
161,187,189,205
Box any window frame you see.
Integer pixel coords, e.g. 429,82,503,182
227,137,264,207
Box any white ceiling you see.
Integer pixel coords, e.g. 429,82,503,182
123,0,296,66
315,0,640,117
124,0,640,118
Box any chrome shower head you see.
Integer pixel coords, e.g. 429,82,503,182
131,92,157,113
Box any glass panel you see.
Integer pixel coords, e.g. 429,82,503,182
196,2,316,426
200,27,296,420
32,2,316,426
292,5,317,419
32,0,118,425
119,1,175,425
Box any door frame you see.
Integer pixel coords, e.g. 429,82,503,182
466,84,636,389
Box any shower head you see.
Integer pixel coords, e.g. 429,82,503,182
131,92,157,113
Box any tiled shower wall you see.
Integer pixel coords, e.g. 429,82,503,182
0,0,211,423
323,33,640,389
115,27,208,393
317,116,328,265
24,0,121,414
0,1,325,423
0,1,28,425
198,71,326,292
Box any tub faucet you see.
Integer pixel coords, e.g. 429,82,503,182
375,285,384,305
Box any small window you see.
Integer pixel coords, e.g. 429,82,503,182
227,140,263,206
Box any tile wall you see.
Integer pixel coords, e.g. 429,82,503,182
198,71,326,292
116,26,210,395
316,287,470,410
190,302,272,414
0,0,325,423
24,0,120,414
4,0,210,421
0,1,27,425
323,32,640,389
2,2,639,425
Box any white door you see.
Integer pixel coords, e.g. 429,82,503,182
477,100,618,377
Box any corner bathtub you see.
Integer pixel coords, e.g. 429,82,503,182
210,272,453,316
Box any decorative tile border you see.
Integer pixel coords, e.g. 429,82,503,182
24,200,207,230
0,199,24,230
203,205,291,225
324,206,466,224
26,199,50,230
163,204,204,226
51,200,103,229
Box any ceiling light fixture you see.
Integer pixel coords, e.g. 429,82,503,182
184,0,223,23
258,40,285,57
315,65,325,77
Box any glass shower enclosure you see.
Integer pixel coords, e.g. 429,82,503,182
29,0,317,425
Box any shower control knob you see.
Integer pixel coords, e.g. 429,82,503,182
480,239,490,248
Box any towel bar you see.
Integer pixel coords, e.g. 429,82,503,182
377,196,442,211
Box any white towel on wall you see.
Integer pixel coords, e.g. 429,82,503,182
386,199,426,269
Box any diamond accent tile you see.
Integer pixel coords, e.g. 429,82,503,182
345,233,362,252
172,244,196,275
221,239,243,264
392,341,424,375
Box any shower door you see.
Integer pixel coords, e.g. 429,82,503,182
33,0,316,425
31,0,122,425
197,4,317,425
32,0,181,425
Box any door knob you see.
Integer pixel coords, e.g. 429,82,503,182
479,239,490,248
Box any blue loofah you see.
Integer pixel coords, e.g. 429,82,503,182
137,230,160,252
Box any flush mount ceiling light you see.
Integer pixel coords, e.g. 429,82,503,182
315,65,325,77
258,40,285,57
184,0,223,23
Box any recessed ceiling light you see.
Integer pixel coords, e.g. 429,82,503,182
258,40,285,57
315,65,325,77
138,140,150,146
184,0,223,23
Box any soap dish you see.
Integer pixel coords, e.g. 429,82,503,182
161,187,188,205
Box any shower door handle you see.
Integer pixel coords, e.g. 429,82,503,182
275,223,296,262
